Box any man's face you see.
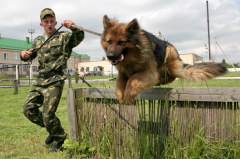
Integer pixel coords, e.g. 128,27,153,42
40,15,57,36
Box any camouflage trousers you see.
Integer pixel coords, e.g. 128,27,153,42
23,80,66,142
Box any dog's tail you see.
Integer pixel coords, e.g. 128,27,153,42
180,63,228,82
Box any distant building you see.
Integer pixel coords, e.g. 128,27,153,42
68,52,90,71
179,53,203,65
0,36,90,78
237,62,240,67
77,53,204,76
78,60,117,76
67,52,90,77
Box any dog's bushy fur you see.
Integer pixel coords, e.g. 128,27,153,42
101,15,228,104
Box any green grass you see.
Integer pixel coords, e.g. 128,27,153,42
0,81,30,86
1,72,239,86
0,86,70,158
84,75,117,80
220,71,240,77
0,81,14,86
66,75,116,81
0,81,116,158
161,79,240,88
0,78,239,158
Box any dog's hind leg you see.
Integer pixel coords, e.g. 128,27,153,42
158,75,176,85
123,69,159,105
164,45,227,82
164,45,185,79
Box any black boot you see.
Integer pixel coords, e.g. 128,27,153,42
48,141,64,153
45,135,54,145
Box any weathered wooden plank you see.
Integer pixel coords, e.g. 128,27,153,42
68,77,72,88
14,80,18,94
149,92,238,102
171,87,240,95
236,103,240,145
169,94,239,102
83,92,118,99
78,87,240,97
237,103,239,143
81,90,240,102
67,87,240,158
74,88,83,141
220,104,224,141
67,88,77,140
79,87,118,99
79,87,240,102
79,87,116,93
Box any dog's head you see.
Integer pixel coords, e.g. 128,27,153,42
101,15,141,65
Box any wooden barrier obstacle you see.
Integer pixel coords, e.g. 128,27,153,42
67,87,240,158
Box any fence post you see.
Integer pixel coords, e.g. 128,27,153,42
16,65,20,86
16,65,19,81
14,80,18,94
30,64,33,85
67,88,83,141
68,77,72,88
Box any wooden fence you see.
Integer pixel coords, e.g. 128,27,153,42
67,87,240,158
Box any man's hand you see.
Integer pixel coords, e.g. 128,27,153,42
61,20,75,30
21,51,31,59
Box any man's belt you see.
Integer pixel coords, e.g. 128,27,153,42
39,70,63,79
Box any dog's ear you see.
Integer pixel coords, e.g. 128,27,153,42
126,19,140,34
103,15,112,29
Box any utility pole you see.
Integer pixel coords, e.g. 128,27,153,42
215,36,217,62
28,21,35,42
206,1,211,61
216,42,238,72
73,56,75,69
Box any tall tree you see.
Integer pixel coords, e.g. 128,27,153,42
222,58,226,65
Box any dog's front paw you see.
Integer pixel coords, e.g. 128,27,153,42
119,99,124,105
124,94,135,105
118,94,124,104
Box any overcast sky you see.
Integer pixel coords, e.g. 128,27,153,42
1,0,240,63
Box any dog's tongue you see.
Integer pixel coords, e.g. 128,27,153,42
118,54,124,61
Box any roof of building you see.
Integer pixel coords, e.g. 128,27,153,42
71,51,90,58
0,37,32,50
0,37,90,58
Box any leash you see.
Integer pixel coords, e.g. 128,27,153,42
26,24,101,65
27,25,63,65
24,24,99,88
72,24,101,36
79,77,92,87
71,24,101,88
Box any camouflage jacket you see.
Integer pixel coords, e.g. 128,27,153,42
21,28,84,86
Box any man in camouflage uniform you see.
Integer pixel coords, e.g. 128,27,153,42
21,8,84,153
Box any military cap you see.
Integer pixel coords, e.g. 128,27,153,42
40,8,55,20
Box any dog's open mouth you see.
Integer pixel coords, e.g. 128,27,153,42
111,54,124,65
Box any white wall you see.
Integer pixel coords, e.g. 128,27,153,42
228,68,240,72
78,60,118,76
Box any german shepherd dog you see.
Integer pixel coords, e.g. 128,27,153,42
101,15,227,105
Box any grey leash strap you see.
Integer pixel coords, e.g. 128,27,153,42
72,24,101,36
26,24,100,66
